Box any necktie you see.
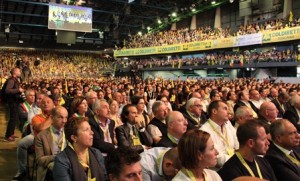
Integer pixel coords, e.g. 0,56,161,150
57,131,63,151
132,125,137,136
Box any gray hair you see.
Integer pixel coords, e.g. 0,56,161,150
92,99,108,112
152,101,164,114
186,97,200,109
235,106,250,120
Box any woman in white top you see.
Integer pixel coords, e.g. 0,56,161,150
172,129,222,181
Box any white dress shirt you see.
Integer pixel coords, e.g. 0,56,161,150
200,119,239,169
140,147,170,181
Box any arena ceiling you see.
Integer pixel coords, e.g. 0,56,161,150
0,0,230,50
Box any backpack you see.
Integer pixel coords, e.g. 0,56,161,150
0,79,8,103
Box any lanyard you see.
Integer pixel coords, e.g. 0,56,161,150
236,152,263,179
74,113,83,117
184,168,207,181
50,127,65,152
208,120,229,146
68,143,95,181
285,153,300,166
167,133,177,144
155,149,169,177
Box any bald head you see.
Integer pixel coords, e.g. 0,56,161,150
166,111,188,139
259,102,278,122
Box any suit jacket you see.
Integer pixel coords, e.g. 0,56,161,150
283,106,300,132
155,134,177,148
233,100,259,117
35,127,55,181
272,98,288,118
265,142,300,181
53,147,106,181
89,116,115,154
116,123,153,153
182,110,207,130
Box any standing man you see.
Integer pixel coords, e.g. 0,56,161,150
200,100,239,169
4,67,24,142
35,106,68,181
21,56,31,84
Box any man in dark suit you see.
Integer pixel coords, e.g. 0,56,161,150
283,94,300,132
35,106,68,181
89,99,115,156
271,92,290,118
265,119,300,181
182,97,206,129
156,111,188,147
116,104,153,153
234,90,259,119
85,91,98,119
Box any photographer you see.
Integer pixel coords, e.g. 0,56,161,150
21,56,31,84
4,67,24,142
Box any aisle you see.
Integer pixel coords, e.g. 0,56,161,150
0,102,21,181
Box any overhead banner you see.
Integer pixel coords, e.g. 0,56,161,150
114,27,300,57
262,26,300,43
212,37,234,49
233,33,262,47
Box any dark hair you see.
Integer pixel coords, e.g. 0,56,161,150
226,90,235,100
207,100,222,117
178,129,210,169
70,96,86,115
209,89,219,100
269,119,287,140
120,104,136,123
237,120,265,146
106,147,141,178
131,96,144,105
64,117,88,144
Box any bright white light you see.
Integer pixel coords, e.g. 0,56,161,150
171,12,177,17
157,19,162,24
211,0,216,4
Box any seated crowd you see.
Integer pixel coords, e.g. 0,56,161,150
0,49,113,80
118,49,300,70
3,66,300,181
125,17,300,49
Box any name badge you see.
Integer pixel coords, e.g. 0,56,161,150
132,137,141,146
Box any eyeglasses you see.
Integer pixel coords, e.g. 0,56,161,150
193,104,203,108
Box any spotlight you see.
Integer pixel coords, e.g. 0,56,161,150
157,19,162,24
171,12,177,17
211,0,216,5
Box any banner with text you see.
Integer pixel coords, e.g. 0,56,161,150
114,27,300,57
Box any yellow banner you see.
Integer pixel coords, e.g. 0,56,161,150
212,37,234,49
114,27,300,57
262,26,300,43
